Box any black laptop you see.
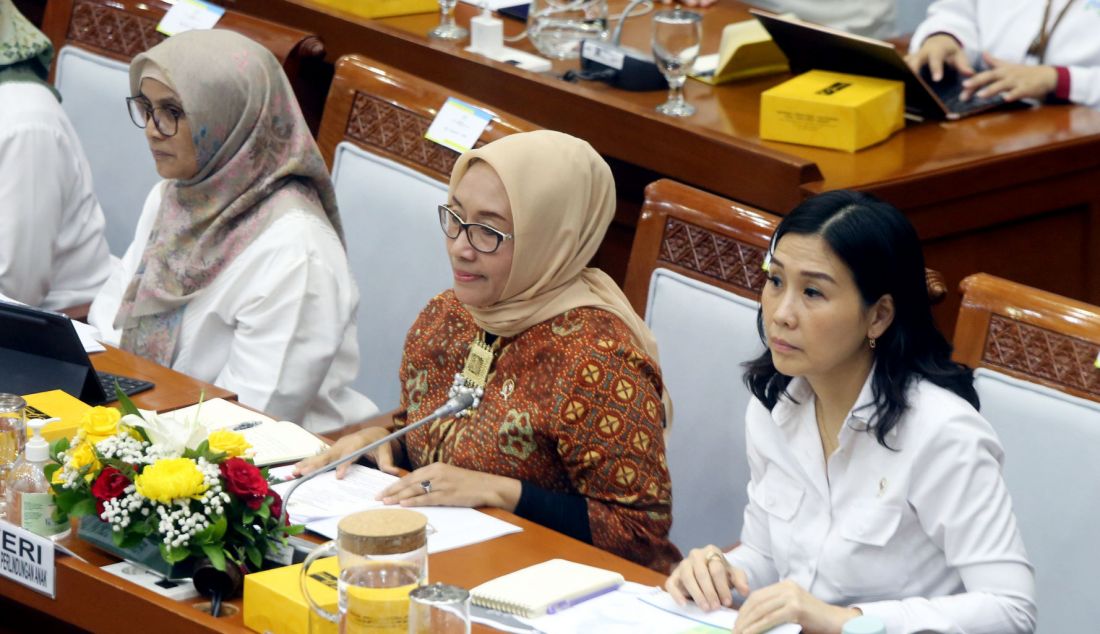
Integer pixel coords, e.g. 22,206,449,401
751,9,1006,121
0,302,153,405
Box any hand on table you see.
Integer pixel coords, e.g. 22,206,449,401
731,580,860,634
907,33,974,81
378,462,521,511
292,426,398,479
665,546,750,611
960,53,1058,103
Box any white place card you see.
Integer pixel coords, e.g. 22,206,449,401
425,97,494,153
156,0,226,37
0,520,57,598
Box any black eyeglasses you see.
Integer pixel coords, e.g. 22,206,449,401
126,96,185,137
438,204,513,254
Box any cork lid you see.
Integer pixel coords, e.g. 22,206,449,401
338,509,428,555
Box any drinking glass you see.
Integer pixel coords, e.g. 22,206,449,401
0,394,27,520
652,9,703,117
428,0,468,41
408,583,471,634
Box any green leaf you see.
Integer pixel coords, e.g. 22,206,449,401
160,543,191,564
256,502,270,520
283,524,305,536
201,544,227,571
210,514,228,541
49,437,71,461
70,497,98,518
118,532,146,549
245,545,262,569
43,463,60,482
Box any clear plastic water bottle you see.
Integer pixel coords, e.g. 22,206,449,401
527,0,608,59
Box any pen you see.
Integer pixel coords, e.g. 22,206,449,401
544,583,622,614
232,421,263,431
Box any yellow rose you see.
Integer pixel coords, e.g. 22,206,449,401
207,430,251,458
135,458,208,504
81,406,122,444
67,442,101,477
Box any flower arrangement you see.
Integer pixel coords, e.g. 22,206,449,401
46,394,302,573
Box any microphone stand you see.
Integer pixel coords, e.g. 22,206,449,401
276,387,477,528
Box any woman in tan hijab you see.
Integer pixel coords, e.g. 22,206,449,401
297,130,680,572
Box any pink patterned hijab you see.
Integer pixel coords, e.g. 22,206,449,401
115,29,341,365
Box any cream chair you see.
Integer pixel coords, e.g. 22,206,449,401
316,54,536,411
623,179,778,553
954,272,1100,633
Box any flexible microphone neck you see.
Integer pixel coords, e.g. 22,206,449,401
277,389,477,527
610,0,651,45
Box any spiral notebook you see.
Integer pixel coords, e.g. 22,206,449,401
470,559,624,618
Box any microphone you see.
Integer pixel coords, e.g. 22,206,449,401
276,388,477,529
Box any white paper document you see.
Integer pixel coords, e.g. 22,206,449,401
156,0,225,36
270,465,522,554
518,582,801,634
459,0,529,11
425,97,494,153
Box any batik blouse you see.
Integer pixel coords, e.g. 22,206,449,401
393,291,681,572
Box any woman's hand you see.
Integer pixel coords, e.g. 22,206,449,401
292,426,398,479
732,580,860,634
665,546,750,611
960,53,1058,103
378,462,522,511
907,33,974,81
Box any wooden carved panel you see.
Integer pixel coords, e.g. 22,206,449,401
66,0,165,59
658,217,768,295
983,313,1100,399
345,92,460,180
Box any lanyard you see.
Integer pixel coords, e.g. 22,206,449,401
1026,0,1077,63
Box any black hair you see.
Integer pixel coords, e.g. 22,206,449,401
743,190,978,447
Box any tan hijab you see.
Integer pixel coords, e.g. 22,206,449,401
449,131,670,423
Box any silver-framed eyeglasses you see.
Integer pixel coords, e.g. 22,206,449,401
126,96,185,137
438,204,513,254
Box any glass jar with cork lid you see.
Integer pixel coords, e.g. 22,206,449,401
301,508,429,634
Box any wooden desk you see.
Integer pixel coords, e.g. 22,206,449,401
0,509,664,633
90,346,235,412
214,0,1100,332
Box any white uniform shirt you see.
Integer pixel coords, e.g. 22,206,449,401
725,375,1036,634
0,82,112,310
911,0,1100,109
89,182,378,433
749,0,897,40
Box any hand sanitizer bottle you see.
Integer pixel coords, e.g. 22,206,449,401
5,417,70,540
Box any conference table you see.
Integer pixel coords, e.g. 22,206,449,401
0,349,667,633
209,0,1100,333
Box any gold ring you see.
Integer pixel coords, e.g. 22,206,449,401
706,551,725,565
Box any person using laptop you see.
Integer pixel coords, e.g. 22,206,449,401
88,30,377,434
907,0,1100,109
665,192,1035,633
0,0,112,311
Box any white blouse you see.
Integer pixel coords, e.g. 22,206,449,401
725,374,1036,634
0,82,112,311
911,0,1100,109
749,0,897,39
89,182,378,434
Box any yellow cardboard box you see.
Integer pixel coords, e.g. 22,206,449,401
22,390,92,443
244,557,339,634
310,0,439,18
760,70,904,152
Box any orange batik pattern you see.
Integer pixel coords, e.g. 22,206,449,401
394,291,680,572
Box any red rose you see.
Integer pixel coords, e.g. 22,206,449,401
91,466,131,515
219,457,269,509
269,489,288,526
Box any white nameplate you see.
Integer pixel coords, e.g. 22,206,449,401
156,0,226,36
0,520,57,598
582,40,625,71
425,97,494,153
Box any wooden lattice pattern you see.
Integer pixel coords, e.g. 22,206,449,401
67,0,165,59
658,217,768,295
983,313,1100,398
344,92,460,179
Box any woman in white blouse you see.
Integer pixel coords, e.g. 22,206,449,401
89,29,376,433
665,191,1036,634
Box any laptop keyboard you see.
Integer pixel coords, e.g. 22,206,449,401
938,83,1005,117
97,371,155,399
